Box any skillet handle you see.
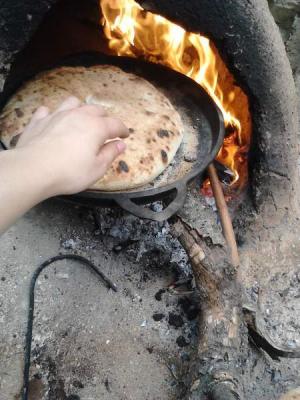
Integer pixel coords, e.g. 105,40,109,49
115,185,187,222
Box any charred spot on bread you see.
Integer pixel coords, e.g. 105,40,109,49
10,134,21,147
157,129,170,138
161,150,168,163
15,108,24,118
140,9,147,18
145,110,154,116
118,160,129,173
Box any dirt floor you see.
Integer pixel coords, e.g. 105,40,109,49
0,192,300,400
238,226,300,399
0,200,200,400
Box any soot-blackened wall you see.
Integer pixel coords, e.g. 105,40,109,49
138,0,300,224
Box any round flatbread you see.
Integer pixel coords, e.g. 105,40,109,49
0,65,184,191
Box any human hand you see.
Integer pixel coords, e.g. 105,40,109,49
15,96,129,197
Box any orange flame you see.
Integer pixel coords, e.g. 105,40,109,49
99,0,251,189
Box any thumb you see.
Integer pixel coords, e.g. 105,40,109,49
24,106,50,133
96,140,126,175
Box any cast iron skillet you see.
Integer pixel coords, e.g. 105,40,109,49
0,54,225,221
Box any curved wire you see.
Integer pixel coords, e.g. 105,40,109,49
22,254,117,400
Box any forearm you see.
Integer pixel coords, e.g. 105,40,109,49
0,98,128,234
0,149,51,234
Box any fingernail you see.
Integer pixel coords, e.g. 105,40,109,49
117,141,126,153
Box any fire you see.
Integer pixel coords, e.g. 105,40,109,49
99,0,251,190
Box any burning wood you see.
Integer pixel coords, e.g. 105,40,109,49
207,163,239,267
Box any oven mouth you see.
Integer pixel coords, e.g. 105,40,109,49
0,53,224,220
69,56,224,221
0,0,256,220
0,0,252,196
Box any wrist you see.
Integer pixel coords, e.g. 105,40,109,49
0,147,57,233
9,147,58,202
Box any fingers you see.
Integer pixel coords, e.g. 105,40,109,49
98,117,129,143
18,106,50,145
96,140,126,172
31,106,50,122
25,106,50,130
54,96,81,113
54,97,107,118
79,104,107,117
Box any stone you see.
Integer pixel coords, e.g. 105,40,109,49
269,0,300,41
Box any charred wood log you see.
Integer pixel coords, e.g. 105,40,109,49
171,185,300,399
171,219,248,399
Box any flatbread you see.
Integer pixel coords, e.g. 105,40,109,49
0,65,184,191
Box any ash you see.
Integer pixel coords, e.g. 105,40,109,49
93,205,192,278
24,203,197,400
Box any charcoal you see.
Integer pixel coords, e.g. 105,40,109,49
168,312,184,328
152,313,165,321
93,207,192,276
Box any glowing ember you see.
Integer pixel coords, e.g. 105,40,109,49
99,0,251,190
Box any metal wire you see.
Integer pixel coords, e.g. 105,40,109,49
22,254,117,400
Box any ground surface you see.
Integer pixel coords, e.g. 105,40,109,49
1,194,300,400
239,225,300,400
0,200,198,400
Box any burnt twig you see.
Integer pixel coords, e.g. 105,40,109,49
207,163,239,268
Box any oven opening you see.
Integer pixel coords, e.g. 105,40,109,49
4,0,252,201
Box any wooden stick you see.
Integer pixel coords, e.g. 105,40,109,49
207,163,240,267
